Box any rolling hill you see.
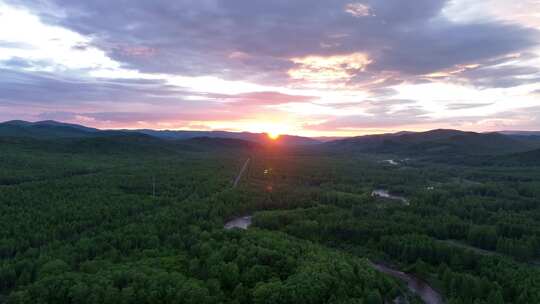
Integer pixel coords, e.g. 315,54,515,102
499,131,540,136
3,121,540,160
323,129,540,157
129,129,318,146
494,148,540,165
0,120,100,139
0,120,318,146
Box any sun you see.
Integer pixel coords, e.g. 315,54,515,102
267,132,280,140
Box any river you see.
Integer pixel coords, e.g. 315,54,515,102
224,215,443,303
372,263,444,304
382,159,399,165
224,216,252,229
372,189,409,205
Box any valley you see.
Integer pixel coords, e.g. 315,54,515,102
0,121,540,303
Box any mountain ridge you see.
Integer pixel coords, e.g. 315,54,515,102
3,120,540,155
0,120,317,145
323,129,540,157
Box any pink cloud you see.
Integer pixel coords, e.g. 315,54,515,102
224,91,316,105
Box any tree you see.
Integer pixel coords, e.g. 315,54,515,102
487,289,504,304
38,259,70,278
365,290,382,304
252,281,286,304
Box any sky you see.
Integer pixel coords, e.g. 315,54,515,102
0,0,540,137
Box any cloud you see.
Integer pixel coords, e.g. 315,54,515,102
9,0,538,87
305,99,428,131
0,68,189,106
488,106,540,130
305,109,428,130
367,87,399,98
0,68,297,128
38,110,246,124
289,53,371,85
450,65,540,88
361,99,417,114
446,102,494,110
0,68,244,126
306,105,540,132
222,91,316,105
344,3,372,17
1,0,540,134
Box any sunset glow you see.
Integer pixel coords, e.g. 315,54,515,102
0,0,539,136
267,132,280,140
288,53,372,84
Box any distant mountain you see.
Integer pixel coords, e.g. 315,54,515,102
494,148,540,165
1,120,33,126
324,129,540,157
129,129,319,146
180,136,261,150
3,120,99,132
312,136,346,142
496,131,540,147
0,131,260,156
5,121,537,155
0,120,100,139
0,120,318,146
498,131,540,136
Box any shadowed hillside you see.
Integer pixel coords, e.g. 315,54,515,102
323,129,540,158
0,120,318,146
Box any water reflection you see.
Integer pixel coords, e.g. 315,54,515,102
224,216,252,230
372,263,444,304
372,189,409,205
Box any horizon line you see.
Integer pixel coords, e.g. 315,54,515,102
2,119,539,139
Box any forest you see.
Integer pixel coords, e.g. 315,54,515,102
1,130,540,304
